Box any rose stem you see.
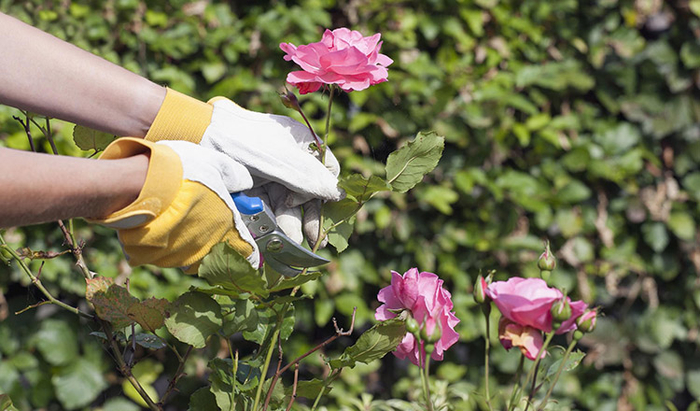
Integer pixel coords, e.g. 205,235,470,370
483,307,494,411
522,331,556,411
537,332,582,410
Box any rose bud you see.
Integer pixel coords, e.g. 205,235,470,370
551,296,572,325
473,274,489,304
576,309,598,333
538,240,557,279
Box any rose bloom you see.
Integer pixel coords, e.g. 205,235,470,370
498,318,545,360
485,277,587,333
375,268,460,366
280,27,393,94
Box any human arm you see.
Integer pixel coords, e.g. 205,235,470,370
0,12,165,137
0,147,148,227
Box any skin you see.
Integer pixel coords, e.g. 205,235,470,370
0,12,163,226
0,148,148,228
0,12,165,137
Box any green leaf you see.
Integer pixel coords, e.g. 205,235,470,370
688,368,700,399
322,198,359,253
653,351,685,391
52,358,107,410
188,387,219,411
668,212,696,241
242,304,295,344
199,242,269,298
284,379,332,399
235,359,262,392
132,333,167,350
89,284,139,329
545,350,586,379
34,319,78,366
642,222,669,252
123,359,161,407
102,397,140,411
326,219,354,253
683,172,700,201
557,180,591,203
691,0,700,17
330,319,406,369
339,174,391,202
209,358,234,410
385,131,445,193
269,271,323,292
0,394,18,411
72,125,116,152
222,298,259,337
127,297,169,332
416,185,459,215
164,291,223,348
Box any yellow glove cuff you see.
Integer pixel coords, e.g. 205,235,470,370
92,138,181,228
118,180,254,273
144,88,213,143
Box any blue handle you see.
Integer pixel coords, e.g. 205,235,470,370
230,193,264,215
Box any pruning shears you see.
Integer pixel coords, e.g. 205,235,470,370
231,193,329,277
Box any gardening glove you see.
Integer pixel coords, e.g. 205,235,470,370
91,138,258,272
143,88,342,247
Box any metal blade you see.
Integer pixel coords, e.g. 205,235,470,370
256,232,329,277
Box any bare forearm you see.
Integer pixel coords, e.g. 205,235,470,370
0,12,165,137
0,148,148,227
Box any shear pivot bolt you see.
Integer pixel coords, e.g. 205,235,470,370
266,238,284,252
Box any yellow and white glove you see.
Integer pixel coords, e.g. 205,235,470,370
93,138,258,272
143,88,342,246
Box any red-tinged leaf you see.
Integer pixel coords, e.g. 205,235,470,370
127,298,170,332
85,276,114,301
91,284,139,329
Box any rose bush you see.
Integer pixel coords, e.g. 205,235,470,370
375,268,460,366
280,27,393,94
486,277,587,333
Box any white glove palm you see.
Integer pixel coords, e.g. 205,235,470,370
201,98,342,245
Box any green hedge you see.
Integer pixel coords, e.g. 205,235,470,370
1,0,700,409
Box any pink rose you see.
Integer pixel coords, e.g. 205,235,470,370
486,277,587,333
375,268,460,366
280,28,393,94
498,318,545,360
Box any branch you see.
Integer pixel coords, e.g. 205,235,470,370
262,307,357,411
285,365,299,411
159,345,193,406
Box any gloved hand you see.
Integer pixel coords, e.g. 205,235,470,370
143,88,342,246
91,138,258,272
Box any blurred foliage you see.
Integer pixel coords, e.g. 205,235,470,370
1,0,700,409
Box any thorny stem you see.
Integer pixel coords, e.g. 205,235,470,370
522,331,556,411
311,368,341,411
285,365,300,411
323,87,335,164
233,349,239,410
254,328,280,411
104,323,161,411
13,115,35,152
508,355,526,411
295,103,323,155
263,308,357,411
421,346,434,411
159,345,194,406
484,308,494,411
0,238,93,319
537,335,580,410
